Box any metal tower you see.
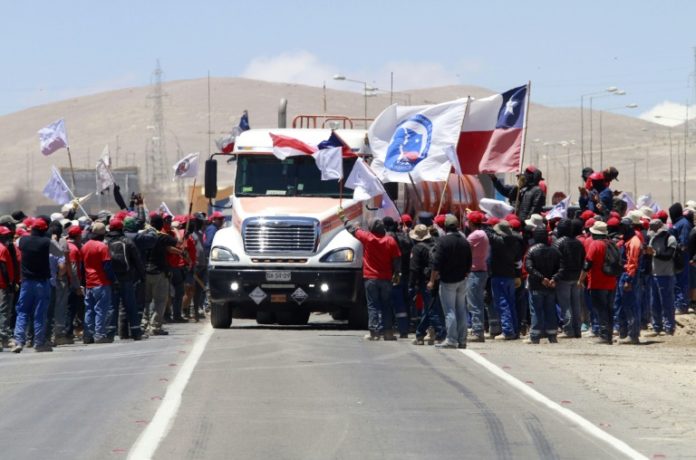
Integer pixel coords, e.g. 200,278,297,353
146,59,168,186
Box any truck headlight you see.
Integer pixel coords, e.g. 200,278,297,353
211,246,239,262
321,248,354,263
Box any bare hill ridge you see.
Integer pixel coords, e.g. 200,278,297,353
0,77,676,213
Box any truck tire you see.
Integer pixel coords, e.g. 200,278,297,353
210,302,233,328
276,310,310,325
347,304,368,330
330,309,349,321
256,311,276,325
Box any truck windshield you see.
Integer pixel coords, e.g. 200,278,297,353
235,154,357,198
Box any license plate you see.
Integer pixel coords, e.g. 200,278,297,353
266,271,291,282
270,294,287,303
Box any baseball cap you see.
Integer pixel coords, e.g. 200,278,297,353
467,211,485,224
91,222,106,235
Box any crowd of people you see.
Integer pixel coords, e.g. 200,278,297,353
343,165,696,348
0,193,226,353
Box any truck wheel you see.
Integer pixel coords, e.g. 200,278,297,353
210,302,233,328
330,309,348,321
276,310,310,325
256,311,276,325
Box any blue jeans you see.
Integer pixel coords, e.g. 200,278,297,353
391,278,409,336
556,280,582,337
14,279,50,346
615,273,641,339
529,289,558,340
439,279,468,345
491,276,517,337
84,285,113,340
652,275,675,333
590,289,615,342
112,280,143,338
364,279,393,334
674,253,689,310
466,272,488,336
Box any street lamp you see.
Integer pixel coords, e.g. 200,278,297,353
587,89,626,167
333,74,372,128
598,103,638,169
655,112,689,202
581,87,619,167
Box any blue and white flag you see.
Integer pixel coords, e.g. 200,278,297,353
43,166,72,205
546,196,570,220
38,119,69,156
312,147,343,181
239,110,250,131
369,99,468,183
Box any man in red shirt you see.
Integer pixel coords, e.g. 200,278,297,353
0,226,15,351
81,223,115,344
579,221,619,344
64,226,83,343
343,217,401,340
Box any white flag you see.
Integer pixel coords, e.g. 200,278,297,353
621,192,636,211
96,145,115,193
312,147,343,180
478,198,514,219
158,202,173,216
445,144,462,176
546,196,570,220
637,193,661,212
376,194,400,221
38,119,69,156
43,166,72,205
172,152,200,180
344,158,386,201
368,98,468,183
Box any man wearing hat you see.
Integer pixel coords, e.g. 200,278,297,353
204,211,225,258
489,166,546,222
384,217,413,338
613,215,644,344
580,172,613,216
409,224,445,345
81,222,115,344
647,219,678,335
579,221,619,344
465,211,490,342
486,220,524,340
12,217,53,352
343,217,401,341
526,227,561,344
428,215,472,348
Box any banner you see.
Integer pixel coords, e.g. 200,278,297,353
38,119,69,156
43,166,72,205
172,152,200,180
344,158,386,201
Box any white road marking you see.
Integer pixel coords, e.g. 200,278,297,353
128,325,214,460
459,349,649,460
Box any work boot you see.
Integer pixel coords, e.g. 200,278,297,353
548,335,558,344
468,333,485,343
11,343,23,353
34,344,53,352
424,327,436,345
363,331,380,341
412,337,425,345
383,330,397,341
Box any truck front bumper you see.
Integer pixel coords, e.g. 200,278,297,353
208,266,362,311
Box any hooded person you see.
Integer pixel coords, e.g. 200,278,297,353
489,166,546,222
648,219,678,335
552,218,586,338
525,227,561,344
383,216,413,338
342,215,401,340
409,224,445,345
580,172,613,216
669,202,692,314
614,216,644,344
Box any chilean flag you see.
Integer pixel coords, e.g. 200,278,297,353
317,131,355,158
457,84,528,175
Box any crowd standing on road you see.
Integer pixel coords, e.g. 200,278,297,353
345,165,696,348
0,193,225,353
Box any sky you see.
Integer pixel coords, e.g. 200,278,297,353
2,0,696,126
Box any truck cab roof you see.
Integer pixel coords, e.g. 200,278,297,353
233,128,368,154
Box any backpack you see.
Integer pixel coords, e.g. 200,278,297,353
602,240,623,277
107,237,130,276
653,231,684,273
673,246,686,273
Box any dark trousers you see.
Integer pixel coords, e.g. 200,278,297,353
590,289,615,342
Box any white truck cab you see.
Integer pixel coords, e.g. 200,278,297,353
205,128,373,328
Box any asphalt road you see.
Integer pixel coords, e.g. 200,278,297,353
0,316,655,460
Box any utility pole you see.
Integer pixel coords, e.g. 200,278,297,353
146,60,168,186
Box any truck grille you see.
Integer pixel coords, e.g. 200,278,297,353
243,217,319,255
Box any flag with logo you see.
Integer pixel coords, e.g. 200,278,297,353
43,166,72,205
369,99,468,183
478,198,514,219
172,152,200,180
457,84,529,174
96,145,115,193
546,196,570,220
344,157,386,201
38,119,69,156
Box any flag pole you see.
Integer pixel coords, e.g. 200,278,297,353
55,166,89,217
514,81,532,214
184,178,197,236
407,173,424,210
66,146,77,190
435,179,449,216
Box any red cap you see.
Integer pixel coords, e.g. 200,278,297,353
590,172,605,181
109,218,124,230
609,211,620,219
67,226,82,238
32,218,48,232
642,219,649,230
400,214,413,225
584,218,596,229
16,228,28,237
148,211,159,219
579,210,595,221
211,211,224,220
467,211,485,224
484,216,500,226
23,217,34,228
606,217,621,227
508,218,522,230
0,226,10,236
114,211,128,221
434,214,446,227
655,210,668,221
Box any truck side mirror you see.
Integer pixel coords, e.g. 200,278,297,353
204,159,218,199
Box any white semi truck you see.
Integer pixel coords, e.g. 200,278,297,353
204,125,375,329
